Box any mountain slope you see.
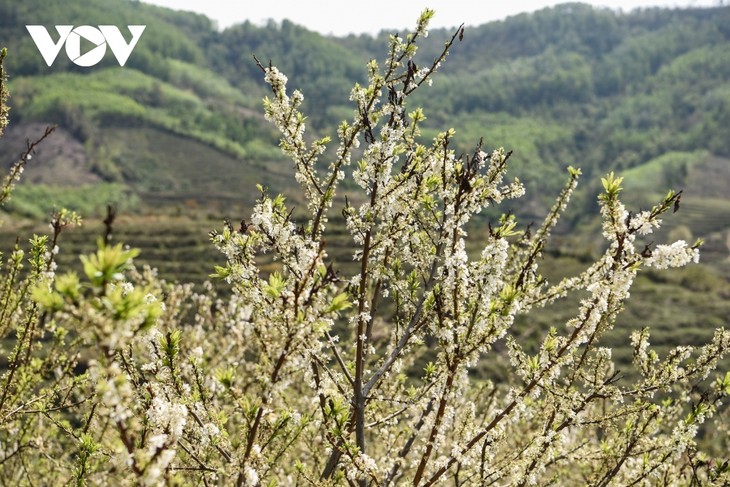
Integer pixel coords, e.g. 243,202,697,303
0,0,727,260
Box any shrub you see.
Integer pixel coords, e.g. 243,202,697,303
1,12,729,486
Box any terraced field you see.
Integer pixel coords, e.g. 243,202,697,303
0,215,216,285
2,206,726,386
0,210,362,287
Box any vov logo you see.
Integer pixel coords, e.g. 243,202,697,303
26,25,146,67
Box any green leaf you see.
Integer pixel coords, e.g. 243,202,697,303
717,371,730,395
31,284,64,310
408,107,427,123
600,171,624,198
210,265,230,279
215,367,235,389
80,239,140,288
55,272,80,301
161,329,182,367
326,292,351,313
567,165,582,177
264,272,286,299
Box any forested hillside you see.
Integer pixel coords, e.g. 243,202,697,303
0,1,728,277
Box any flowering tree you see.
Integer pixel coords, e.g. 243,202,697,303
2,11,730,486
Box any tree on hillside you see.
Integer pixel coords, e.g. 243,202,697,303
1,11,729,486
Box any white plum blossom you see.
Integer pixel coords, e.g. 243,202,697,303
147,395,188,439
645,239,700,269
244,466,260,485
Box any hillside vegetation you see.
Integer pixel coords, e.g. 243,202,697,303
0,1,728,344
0,2,727,205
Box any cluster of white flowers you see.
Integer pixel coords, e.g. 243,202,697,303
91,361,135,423
141,434,177,486
630,209,661,235
645,239,700,269
199,422,220,447
147,395,188,439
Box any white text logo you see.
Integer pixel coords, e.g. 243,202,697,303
26,25,146,67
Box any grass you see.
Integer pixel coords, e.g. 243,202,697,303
9,65,274,162
4,182,138,219
92,126,298,202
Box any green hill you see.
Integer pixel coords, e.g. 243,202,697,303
0,0,728,272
